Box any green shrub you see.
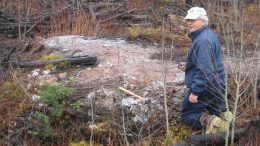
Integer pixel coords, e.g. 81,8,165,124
70,100,84,111
38,84,75,117
28,111,53,139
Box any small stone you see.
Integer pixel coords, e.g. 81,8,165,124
58,72,67,79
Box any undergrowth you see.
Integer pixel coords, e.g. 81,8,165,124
38,84,75,117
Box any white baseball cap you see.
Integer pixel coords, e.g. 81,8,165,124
184,7,207,20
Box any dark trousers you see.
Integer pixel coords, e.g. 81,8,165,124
181,89,225,129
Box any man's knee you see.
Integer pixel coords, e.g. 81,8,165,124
181,114,202,129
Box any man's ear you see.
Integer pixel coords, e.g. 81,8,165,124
200,20,206,27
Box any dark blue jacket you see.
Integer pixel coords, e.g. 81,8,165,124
185,26,225,96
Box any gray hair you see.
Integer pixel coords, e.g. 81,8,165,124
198,15,209,25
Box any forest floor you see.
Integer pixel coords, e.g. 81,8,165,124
0,1,260,146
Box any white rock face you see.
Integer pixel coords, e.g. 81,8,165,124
41,35,182,84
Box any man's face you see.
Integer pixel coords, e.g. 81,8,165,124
186,19,205,33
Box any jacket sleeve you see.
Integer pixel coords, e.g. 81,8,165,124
191,39,216,95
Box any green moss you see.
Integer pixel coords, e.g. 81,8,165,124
3,81,25,100
39,54,63,61
170,124,190,143
44,63,54,70
59,60,71,67
128,27,161,39
70,141,103,146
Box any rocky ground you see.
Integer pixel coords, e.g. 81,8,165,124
0,35,191,145
26,35,186,123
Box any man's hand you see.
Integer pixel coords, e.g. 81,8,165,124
189,93,198,103
178,62,186,71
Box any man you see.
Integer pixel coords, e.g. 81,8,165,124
179,7,232,133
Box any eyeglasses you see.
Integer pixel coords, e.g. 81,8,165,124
185,19,197,23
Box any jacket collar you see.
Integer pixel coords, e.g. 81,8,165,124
188,25,208,40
